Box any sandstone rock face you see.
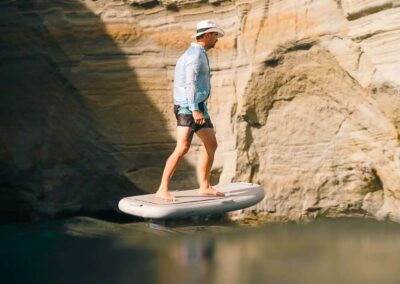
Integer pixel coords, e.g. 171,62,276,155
1,0,400,222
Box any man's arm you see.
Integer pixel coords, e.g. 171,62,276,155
184,51,205,125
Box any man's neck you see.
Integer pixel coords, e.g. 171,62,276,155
196,41,208,51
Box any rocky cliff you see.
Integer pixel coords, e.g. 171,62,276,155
1,0,400,222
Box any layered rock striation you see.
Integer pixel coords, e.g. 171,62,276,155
1,0,400,222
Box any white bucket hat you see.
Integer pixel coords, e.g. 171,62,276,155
192,20,225,38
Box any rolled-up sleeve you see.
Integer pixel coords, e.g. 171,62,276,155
184,51,201,111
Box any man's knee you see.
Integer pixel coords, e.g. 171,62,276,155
213,140,218,151
176,142,190,157
207,140,218,153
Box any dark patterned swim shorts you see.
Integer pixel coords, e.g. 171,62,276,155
174,104,214,133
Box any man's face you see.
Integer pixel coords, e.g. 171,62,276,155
205,32,218,49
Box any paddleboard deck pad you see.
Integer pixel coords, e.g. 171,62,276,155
118,182,265,219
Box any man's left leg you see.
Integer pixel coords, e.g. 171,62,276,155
196,128,225,196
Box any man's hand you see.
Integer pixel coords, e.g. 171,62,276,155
192,110,206,125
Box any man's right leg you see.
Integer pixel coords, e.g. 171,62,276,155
155,126,193,200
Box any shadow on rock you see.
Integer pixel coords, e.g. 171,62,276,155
0,0,196,223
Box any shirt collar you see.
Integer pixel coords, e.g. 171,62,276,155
191,42,206,53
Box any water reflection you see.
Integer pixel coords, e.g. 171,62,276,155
1,217,400,284
168,237,216,284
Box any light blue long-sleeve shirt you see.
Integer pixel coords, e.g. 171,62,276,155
173,43,211,116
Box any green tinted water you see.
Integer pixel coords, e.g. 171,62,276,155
1,217,400,284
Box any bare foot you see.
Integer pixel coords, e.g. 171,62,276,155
199,186,225,197
155,190,177,201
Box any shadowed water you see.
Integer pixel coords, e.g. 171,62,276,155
1,217,400,284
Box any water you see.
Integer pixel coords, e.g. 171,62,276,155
1,217,400,284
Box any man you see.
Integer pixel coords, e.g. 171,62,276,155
155,20,225,201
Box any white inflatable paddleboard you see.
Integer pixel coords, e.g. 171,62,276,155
118,182,265,219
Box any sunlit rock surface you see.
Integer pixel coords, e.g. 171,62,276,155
1,0,400,222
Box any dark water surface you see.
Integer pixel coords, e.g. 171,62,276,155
1,217,400,284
